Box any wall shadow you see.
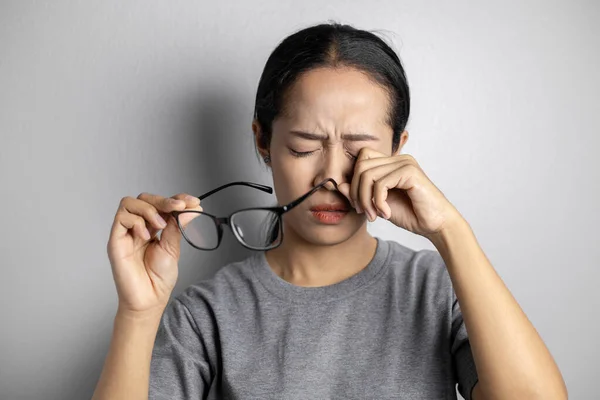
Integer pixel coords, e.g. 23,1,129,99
173,86,262,293
77,85,267,399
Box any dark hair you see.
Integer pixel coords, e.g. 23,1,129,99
253,22,410,155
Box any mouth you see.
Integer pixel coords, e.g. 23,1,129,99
309,203,350,224
310,203,350,212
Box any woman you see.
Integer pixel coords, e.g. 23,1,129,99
93,23,567,399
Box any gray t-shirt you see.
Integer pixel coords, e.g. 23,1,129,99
149,237,479,399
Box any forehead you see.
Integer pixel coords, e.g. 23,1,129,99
280,67,391,135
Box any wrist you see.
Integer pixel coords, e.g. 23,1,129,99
116,305,166,325
426,212,472,250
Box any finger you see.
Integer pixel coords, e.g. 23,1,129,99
169,193,203,229
121,197,169,231
350,148,388,213
373,171,402,220
156,193,206,258
137,192,188,213
149,193,203,241
177,211,204,228
110,197,162,241
373,163,421,219
112,211,151,241
171,193,202,209
350,151,418,209
357,162,401,221
157,212,185,260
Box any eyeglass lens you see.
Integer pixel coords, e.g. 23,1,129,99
181,209,281,250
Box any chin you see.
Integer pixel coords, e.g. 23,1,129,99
286,220,364,247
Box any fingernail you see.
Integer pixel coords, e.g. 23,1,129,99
367,210,376,221
185,195,198,203
143,228,151,240
155,214,167,228
356,204,363,214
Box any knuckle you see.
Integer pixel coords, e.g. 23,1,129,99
406,163,418,173
115,209,127,220
134,215,146,227
374,183,387,199
143,209,158,221
354,158,367,171
120,196,134,206
141,202,157,214
162,198,175,209
363,169,376,181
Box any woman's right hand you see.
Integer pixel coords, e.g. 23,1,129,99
107,193,202,316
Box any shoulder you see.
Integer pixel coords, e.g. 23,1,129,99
174,254,259,314
384,238,447,272
381,238,453,299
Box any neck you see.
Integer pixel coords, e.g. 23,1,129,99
264,225,378,287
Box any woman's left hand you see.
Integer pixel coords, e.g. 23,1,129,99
338,147,465,239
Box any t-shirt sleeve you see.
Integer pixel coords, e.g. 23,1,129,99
149,297,213,400
450,288,479,400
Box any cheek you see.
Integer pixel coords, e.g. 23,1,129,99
273,150,317,179
270,157,313,206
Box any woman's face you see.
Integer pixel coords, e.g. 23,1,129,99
254,67,408,246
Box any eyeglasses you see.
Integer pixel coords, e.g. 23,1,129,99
172,178,340,251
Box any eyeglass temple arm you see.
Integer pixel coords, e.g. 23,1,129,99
198,182,273,201
280,178,338,212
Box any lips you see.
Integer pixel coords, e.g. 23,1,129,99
310,203,349,212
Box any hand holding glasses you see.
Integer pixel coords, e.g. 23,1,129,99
106,178,339,316
172,178,340,251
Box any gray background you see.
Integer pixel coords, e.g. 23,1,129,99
1,1,598,399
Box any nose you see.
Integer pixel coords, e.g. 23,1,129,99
313,146,354,191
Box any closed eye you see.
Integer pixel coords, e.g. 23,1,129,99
289,148,316,158
289,147,358,160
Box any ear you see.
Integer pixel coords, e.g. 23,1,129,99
393,130,409,155
252,119,270,159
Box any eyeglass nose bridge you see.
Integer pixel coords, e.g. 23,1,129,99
216,217,251,245
214,216,245,244
211,216,229,248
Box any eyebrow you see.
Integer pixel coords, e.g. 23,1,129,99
289,130,379,142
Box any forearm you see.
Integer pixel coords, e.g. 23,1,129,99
429,218,567,399
92,308,163,400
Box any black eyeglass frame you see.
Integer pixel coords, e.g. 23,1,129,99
171,178,339,251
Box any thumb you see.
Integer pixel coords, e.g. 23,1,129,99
159,207,203,258
158,215,185,259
